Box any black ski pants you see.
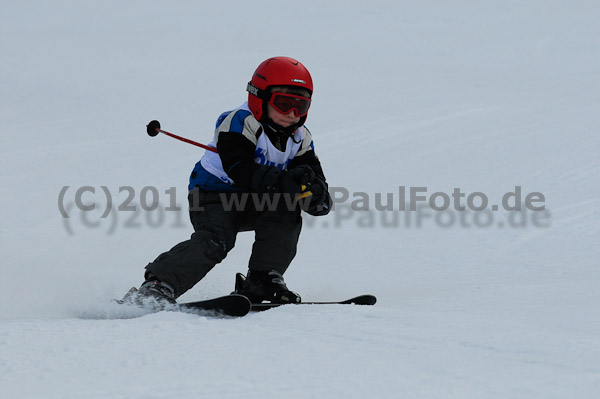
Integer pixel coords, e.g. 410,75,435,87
145,189,302,298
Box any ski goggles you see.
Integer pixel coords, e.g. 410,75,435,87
268,92,311,117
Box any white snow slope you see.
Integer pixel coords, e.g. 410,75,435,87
1,1,599,398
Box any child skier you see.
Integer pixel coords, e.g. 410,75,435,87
126,56,331,306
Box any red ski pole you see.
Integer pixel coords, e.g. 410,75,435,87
146,120,218,153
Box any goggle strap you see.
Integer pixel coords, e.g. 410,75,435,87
246,82,271,101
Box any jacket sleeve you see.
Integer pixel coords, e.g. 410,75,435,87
217,131,262,189
215,111,264,189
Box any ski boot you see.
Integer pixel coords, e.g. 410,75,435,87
233,270,301,304
118,279,176,309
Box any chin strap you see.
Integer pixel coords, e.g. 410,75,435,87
263,119,302,143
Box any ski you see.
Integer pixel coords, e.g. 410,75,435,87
116,288,251,317
250,294,377,311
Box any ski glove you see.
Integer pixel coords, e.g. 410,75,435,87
251,165,315,197
305,176,331,216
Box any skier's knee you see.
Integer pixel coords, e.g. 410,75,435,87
205,233,228,262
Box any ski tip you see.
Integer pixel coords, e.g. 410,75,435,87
361,295,377,305
343,295,377,305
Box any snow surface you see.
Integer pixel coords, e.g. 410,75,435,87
2,1,599,398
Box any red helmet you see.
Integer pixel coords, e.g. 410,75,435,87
247,56,313,122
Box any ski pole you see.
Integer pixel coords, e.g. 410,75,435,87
146,119,312,198
146,120,218,153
